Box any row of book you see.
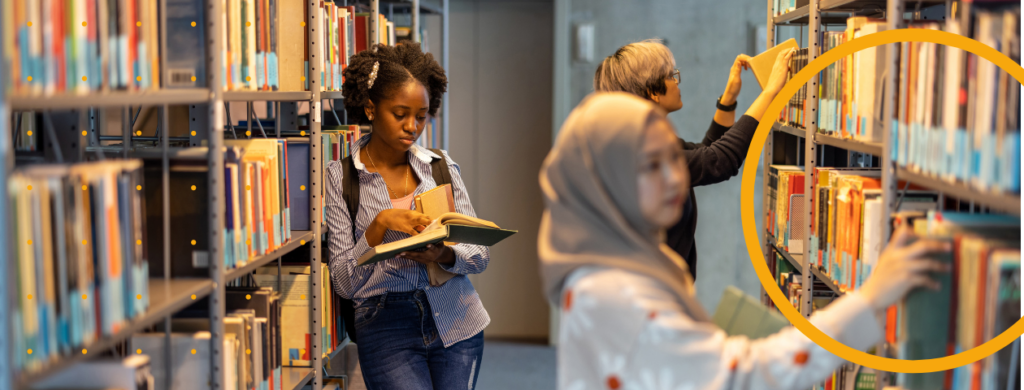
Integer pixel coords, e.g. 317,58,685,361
220,0,285,91
223,138,294,268
778,47,810,129
769,165,940,292
416,117,441,150
893,12,1021,194
812,18,889,142
318,125,363,225
313,2,398,92
892,211,1020,390
10,160,149,372
4,0,161,95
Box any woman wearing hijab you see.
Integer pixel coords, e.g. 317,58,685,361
539,92,950,390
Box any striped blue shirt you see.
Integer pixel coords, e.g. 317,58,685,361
325,134,491,347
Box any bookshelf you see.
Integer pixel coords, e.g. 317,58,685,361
764,0,1020,389
1,0,452,389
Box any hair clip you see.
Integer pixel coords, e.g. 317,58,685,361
368,61,380,89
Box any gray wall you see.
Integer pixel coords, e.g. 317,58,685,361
555,0,773,311
445,0,554,340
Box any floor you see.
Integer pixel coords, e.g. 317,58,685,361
337,340,557,390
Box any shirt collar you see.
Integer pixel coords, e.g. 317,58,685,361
352,133,440,171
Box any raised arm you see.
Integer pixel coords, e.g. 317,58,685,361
683,49,795,187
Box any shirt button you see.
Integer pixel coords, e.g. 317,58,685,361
425,286,430,291
434,312,440,317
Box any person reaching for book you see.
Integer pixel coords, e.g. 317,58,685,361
539,92,950,390
594,40,794,281
326,42,489,390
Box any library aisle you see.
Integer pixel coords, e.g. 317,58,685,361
3,0,1021,389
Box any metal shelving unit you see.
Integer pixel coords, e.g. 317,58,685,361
5,0,451,387
765,1,1019,389
3,0,332,388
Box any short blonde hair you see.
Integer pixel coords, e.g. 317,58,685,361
594,40,676,99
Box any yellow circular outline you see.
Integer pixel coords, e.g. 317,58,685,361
740,28,1024,373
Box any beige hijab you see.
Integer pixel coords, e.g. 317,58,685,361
538,92,710,322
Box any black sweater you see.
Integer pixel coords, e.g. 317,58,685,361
667,114,759,280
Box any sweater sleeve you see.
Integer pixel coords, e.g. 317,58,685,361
557,268,883,390
680,119,731,150
683,115,759,187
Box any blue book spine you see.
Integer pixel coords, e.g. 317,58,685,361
13,311,24,369
287,143,311,231
1003,132,1020,192
269,52,279,89
257,53,266,90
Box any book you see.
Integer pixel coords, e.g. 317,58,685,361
357,213,517,266
415,184,458,285
712,286,789,339
896,212,1020,390
750,38,798,90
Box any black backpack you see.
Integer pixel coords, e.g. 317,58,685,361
333,148,452,343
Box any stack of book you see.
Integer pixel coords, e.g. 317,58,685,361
133,284,284,390
893,12,1021,195
10,160,149,372
813,18,889,142
4,0,161,95
893,211,1020,390
253,263,346,367
319,3,355,92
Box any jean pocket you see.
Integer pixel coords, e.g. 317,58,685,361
354,303,382,328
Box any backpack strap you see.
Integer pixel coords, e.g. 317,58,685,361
428,148,452,186
340,155,360,232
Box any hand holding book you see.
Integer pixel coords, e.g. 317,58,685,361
857,225,951,311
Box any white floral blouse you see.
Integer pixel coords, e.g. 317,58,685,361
558,266,884,390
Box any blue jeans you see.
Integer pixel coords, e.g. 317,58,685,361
355,290,484,390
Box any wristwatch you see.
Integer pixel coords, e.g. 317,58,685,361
716,96,738,112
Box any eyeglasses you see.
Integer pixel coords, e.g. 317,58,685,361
669,69,680,83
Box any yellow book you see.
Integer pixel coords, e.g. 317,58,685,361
415,185,458,286
750,38,798,90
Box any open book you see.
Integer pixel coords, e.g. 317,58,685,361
357,212,517,266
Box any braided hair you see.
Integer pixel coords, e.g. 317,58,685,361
342,43,448,123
